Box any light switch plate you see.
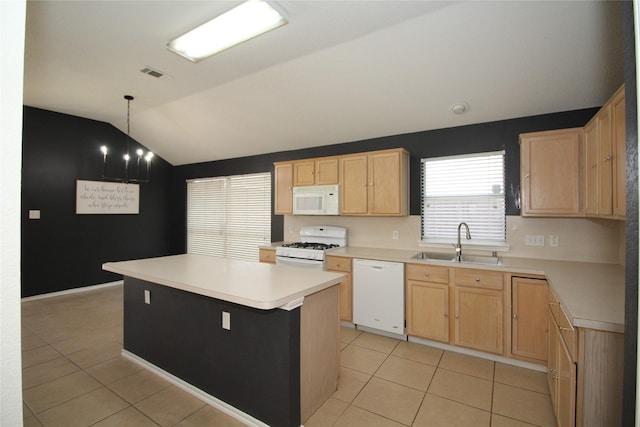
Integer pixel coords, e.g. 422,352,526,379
222,311,231,330
28,210,41,220
144,290,151,304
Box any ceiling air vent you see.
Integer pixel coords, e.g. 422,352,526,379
140,66,165,78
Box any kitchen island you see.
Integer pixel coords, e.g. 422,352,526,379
103,254,344,427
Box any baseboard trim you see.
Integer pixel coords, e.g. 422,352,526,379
407,336,547,373
121,350,270,427
21,280,123,302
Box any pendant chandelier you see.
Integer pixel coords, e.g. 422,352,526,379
100,95,153,183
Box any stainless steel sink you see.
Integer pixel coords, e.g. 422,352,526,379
411,252,501,265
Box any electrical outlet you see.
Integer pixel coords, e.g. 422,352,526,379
222,311,231,330
392,230,399,240
525,235,545,246
549,235,559,247
144,290,151,304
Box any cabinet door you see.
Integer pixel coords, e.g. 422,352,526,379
294,160,316,186
368,150,403,215
512,277,548,362
315,158,339,185
548,314,559,414
583,120,598,216
557,334,577,427
454,287,503,354
274,163,293,214
340,154,368,214
612,87,626,218
406,280,449,342
597,105,613,216
520,129,582,216
338,272,353,322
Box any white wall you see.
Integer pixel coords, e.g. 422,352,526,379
0,0,26,424
284,215,625,264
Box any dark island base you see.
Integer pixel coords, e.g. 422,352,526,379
123,277,301,427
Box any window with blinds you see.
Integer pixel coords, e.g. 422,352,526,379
421,151,505,243
187,172,271,262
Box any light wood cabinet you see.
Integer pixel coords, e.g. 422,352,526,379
259,247,276,264
325,255,352,322
406,263,450,343
339,148,409,216
454,285,504,354
511,277,548,363
547,288,623,427
520,128,583,217
583,119,599,216
612,86,626,219
274,162,293,214
293,157,339,186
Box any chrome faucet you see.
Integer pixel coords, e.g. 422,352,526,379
455,222,471,262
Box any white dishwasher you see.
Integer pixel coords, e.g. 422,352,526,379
353,258,405,335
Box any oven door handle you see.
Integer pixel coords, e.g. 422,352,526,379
275,256,324,269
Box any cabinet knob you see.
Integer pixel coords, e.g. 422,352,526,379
604,155,613,162
559,326,571,332
444,313,448,317
525,173,530,178
424,272,430,277
512,313,517,319
475,277,480,282
455,314,459,319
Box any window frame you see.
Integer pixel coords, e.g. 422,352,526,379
419,150,508,251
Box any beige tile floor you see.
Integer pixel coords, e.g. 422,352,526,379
22,284,556,427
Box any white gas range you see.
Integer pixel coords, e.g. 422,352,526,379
275,226,347,270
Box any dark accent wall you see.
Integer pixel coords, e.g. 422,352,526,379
173,108,599,252
623,2,638,425
123,277,301,427
21,107,177,297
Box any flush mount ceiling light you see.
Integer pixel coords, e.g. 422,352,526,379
451,102,470,114
167,0,288,63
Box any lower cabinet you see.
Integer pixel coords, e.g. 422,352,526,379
325,255,353,322
454,286,503,354
547,288,623,426
511,277,548,363
406,263,450,342
259,247,276,264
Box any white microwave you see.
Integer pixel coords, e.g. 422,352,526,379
293,185,340,215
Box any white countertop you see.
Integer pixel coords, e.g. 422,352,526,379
103,254,344,310
328,246,625,333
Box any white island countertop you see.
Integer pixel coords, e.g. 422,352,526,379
103,254,344,310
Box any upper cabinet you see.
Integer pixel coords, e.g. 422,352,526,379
519,85,626,220
612,86,626,219
293,157,339,186
274,148,409,216
340,148,410,216
520,128,583,217
584,85,626,220
274,162,293,215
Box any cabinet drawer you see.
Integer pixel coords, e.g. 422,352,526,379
454,268,503,290
325,256,352,272
406,263,449,284
558,304,577,362
259,248,276,264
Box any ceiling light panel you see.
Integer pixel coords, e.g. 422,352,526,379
167,0,288,63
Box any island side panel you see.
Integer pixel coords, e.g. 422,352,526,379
300,284,340,423
123,277,301,427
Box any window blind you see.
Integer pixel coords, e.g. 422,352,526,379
421,151,505,242
187,172,271,262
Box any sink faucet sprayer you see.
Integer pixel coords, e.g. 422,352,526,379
455,222,471,262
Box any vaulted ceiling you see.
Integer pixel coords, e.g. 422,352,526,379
23,1,624,166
